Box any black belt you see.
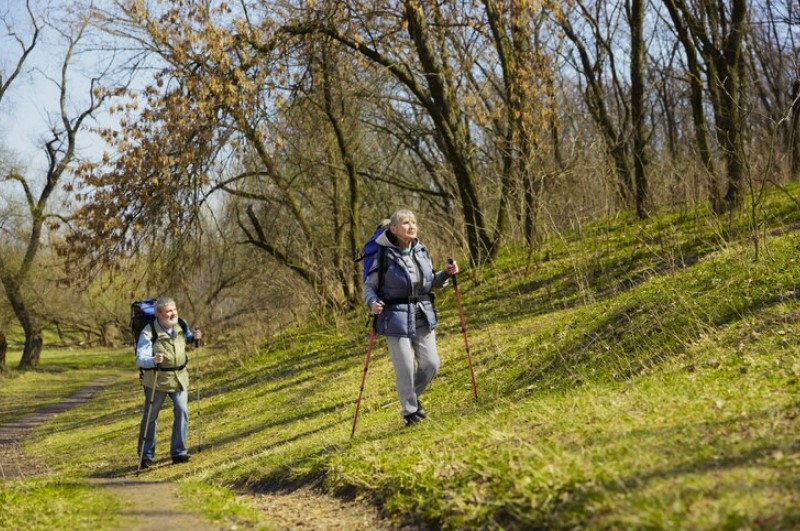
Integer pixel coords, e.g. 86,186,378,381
382,294,433,306
142,364,186,372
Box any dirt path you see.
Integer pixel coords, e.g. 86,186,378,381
0,378,116,480
0,378,400,530
247,487,402,530
89,477,214,530
0,379,214,529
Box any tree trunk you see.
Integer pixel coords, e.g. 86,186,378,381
609,140,635,206
654,64,679,161
403,0,496,263
322,43,361,308
663,0,746,213
0,332,7,373
560,13,634,208
662,0,718,203
717,72,745,211
629,0,649,219
0,268,41,369
20,330,43,369
15,301,42,369
483,0,528,248
790,79,800,179
56,322,66,344
710,0,747,212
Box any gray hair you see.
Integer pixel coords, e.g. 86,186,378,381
155,296,176,313
389,209,417,228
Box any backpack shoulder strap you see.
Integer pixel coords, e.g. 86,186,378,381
150,319,191,341
377,246,387,294
177,318,190,338
178,318,191,362
149,319,191,361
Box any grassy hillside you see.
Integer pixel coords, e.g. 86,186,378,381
2,187,799,529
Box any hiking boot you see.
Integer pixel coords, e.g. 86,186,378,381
416,402,427,418
172,454,190,464
404,412,422,427
140,459,153,470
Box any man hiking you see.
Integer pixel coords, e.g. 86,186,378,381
135,296,202,469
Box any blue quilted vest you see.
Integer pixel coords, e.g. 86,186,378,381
376,242,437,337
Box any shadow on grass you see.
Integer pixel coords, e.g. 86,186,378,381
513,432,800,529
503,279,800,394
95,414,343,480
197,342,365,401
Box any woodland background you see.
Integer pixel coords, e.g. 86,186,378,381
0,0,797,370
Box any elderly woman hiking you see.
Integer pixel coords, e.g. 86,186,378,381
363,209,459,427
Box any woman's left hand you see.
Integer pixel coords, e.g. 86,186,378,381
445,261,459,276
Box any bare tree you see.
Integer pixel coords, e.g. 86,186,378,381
283,0,505,263
748,0,800,179
0,3,109,368
557,1,636,209
70,1,369,311
662,0,748,213
481,0,558,244
628,0,649,218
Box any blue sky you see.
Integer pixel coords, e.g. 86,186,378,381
0,0,112,172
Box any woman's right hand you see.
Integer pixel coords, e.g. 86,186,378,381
371,301,384,314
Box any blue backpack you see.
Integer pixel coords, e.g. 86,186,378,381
355,224,388,289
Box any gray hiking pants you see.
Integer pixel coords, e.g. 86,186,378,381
386,323,440,417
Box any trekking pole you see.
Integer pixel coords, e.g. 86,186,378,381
351,315,378,438
448,258,478,400
194,338,203,453
136,365,159,476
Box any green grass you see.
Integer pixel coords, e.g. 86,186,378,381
0,479,121,530
0,347,130,425
178,480,270,529
2,185,799,529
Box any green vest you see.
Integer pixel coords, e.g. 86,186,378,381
141,321,190,392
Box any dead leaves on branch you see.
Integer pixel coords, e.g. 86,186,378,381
66,5,280,272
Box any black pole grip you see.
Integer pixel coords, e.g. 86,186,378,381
447,257,458,287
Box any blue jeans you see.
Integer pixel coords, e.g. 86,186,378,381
137,387,189,460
